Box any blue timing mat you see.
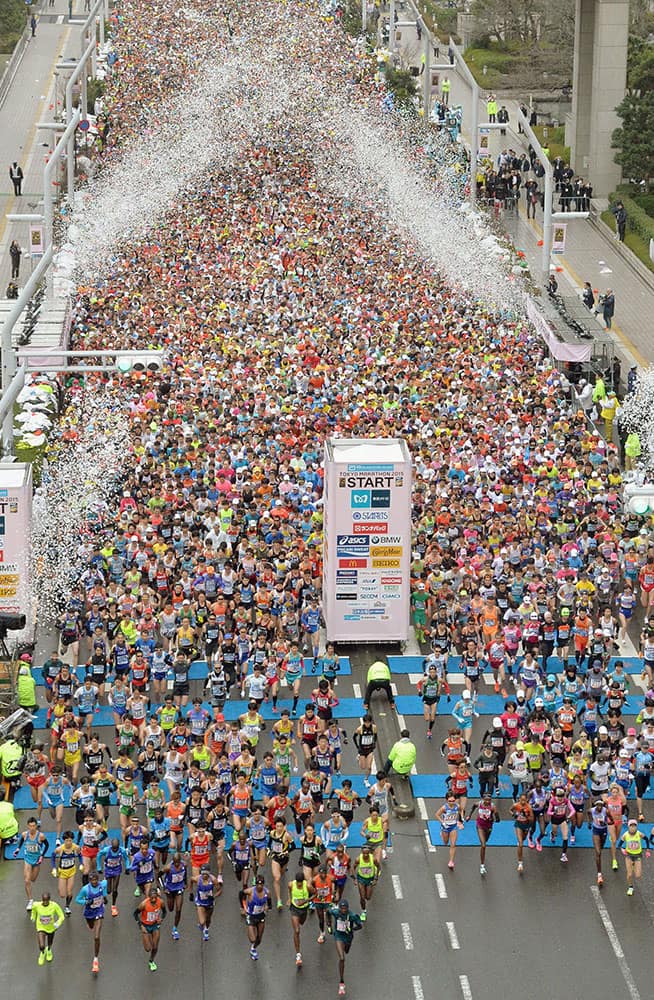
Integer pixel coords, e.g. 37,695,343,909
395,693,641,717
12,774,372,812
389,655,643,675
410,774,653,802
5,820,370,860
31,657,351,686
426,819,616,849
32,694,365,730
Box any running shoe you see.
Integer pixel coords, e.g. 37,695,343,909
426,731,432,740
277,900,283,911
570,833,575,844
172,927,180,940
111,905,118,917
45,948,53,962
360,910,367,922
338,985,346,997
480,864,487,875
134,887,141,896
560,853,568,863
64,906,71,916
272,706,278,714
202,928,209,941
92,958,99,974
627,886,634,896
517,862,524,873
55,838,61,847
550,833,556,843
597,873,603,886
217,874,223,884
381,849,387,861
494,682,500,694
317,933,325,944
296,952,303,967
363,778,370,788
291,709,297,717
328,925,333,934
26,900,33,911
527,836,534,849
250,947,259,961
612,859,619,871
535,839,543,853
447,861,455,870
38,951,46,966
149,961,157,971
639,814,645,822
386,842,393,856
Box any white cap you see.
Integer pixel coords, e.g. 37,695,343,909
462,690,471,700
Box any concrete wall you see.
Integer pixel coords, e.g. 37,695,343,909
570,0,628,196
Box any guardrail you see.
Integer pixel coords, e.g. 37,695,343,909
0,25,30,111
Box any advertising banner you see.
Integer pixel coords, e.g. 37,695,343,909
0,464,33,632
323,439,412,643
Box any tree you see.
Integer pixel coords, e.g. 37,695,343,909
0,0,26,54
612,90,654,189
383,65,418,114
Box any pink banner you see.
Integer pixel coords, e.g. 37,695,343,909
526,297,592,363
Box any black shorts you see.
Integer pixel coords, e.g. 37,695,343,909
423,696,439,706
635,774,650,796
173,683,190,696
290,905,309,920
246,914,265,926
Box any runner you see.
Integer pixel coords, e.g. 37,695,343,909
97,837,129,916
13,816,48,909
243,875,272,960
31,892,65,966
75,871,107,973
618,819,651,895
195,867,220,941
287,870,311,967
328,898,363,996
311,863,334,942
161,852,188,940
466,795,500,876
51,830,82,915
352,714,378,787
353,844,379,921
510,794,534,874
135,886,166,970
435,793,465,870
546,787,576,863
588,799,613,886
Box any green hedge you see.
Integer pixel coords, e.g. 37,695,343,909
609,191,654,245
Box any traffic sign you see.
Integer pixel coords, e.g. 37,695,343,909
78,119,90,132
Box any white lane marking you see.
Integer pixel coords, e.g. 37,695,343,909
446,921,460,950
391,682,398,696
412,976,425,1000
401,922,414,950
590,885,642,1000
424,828,436,852
391,874,403,899
459,975,473,1000
56,13,64,22
417,797,428,821
396,713,406,728
352,683,361,698
435,873,447,899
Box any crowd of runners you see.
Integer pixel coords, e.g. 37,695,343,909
7,0,654,988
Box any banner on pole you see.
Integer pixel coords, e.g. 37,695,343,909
477,127,490,159
29,223,45,257
552,223,567,254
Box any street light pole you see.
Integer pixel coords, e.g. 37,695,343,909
389,0,396,54
422,32,431,121
448,37,477,208
516,107,554,285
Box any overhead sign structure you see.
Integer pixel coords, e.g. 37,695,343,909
323,438,412,643
0,463,33,634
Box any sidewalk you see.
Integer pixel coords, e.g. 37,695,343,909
391,12,654,372
0,0,80,295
